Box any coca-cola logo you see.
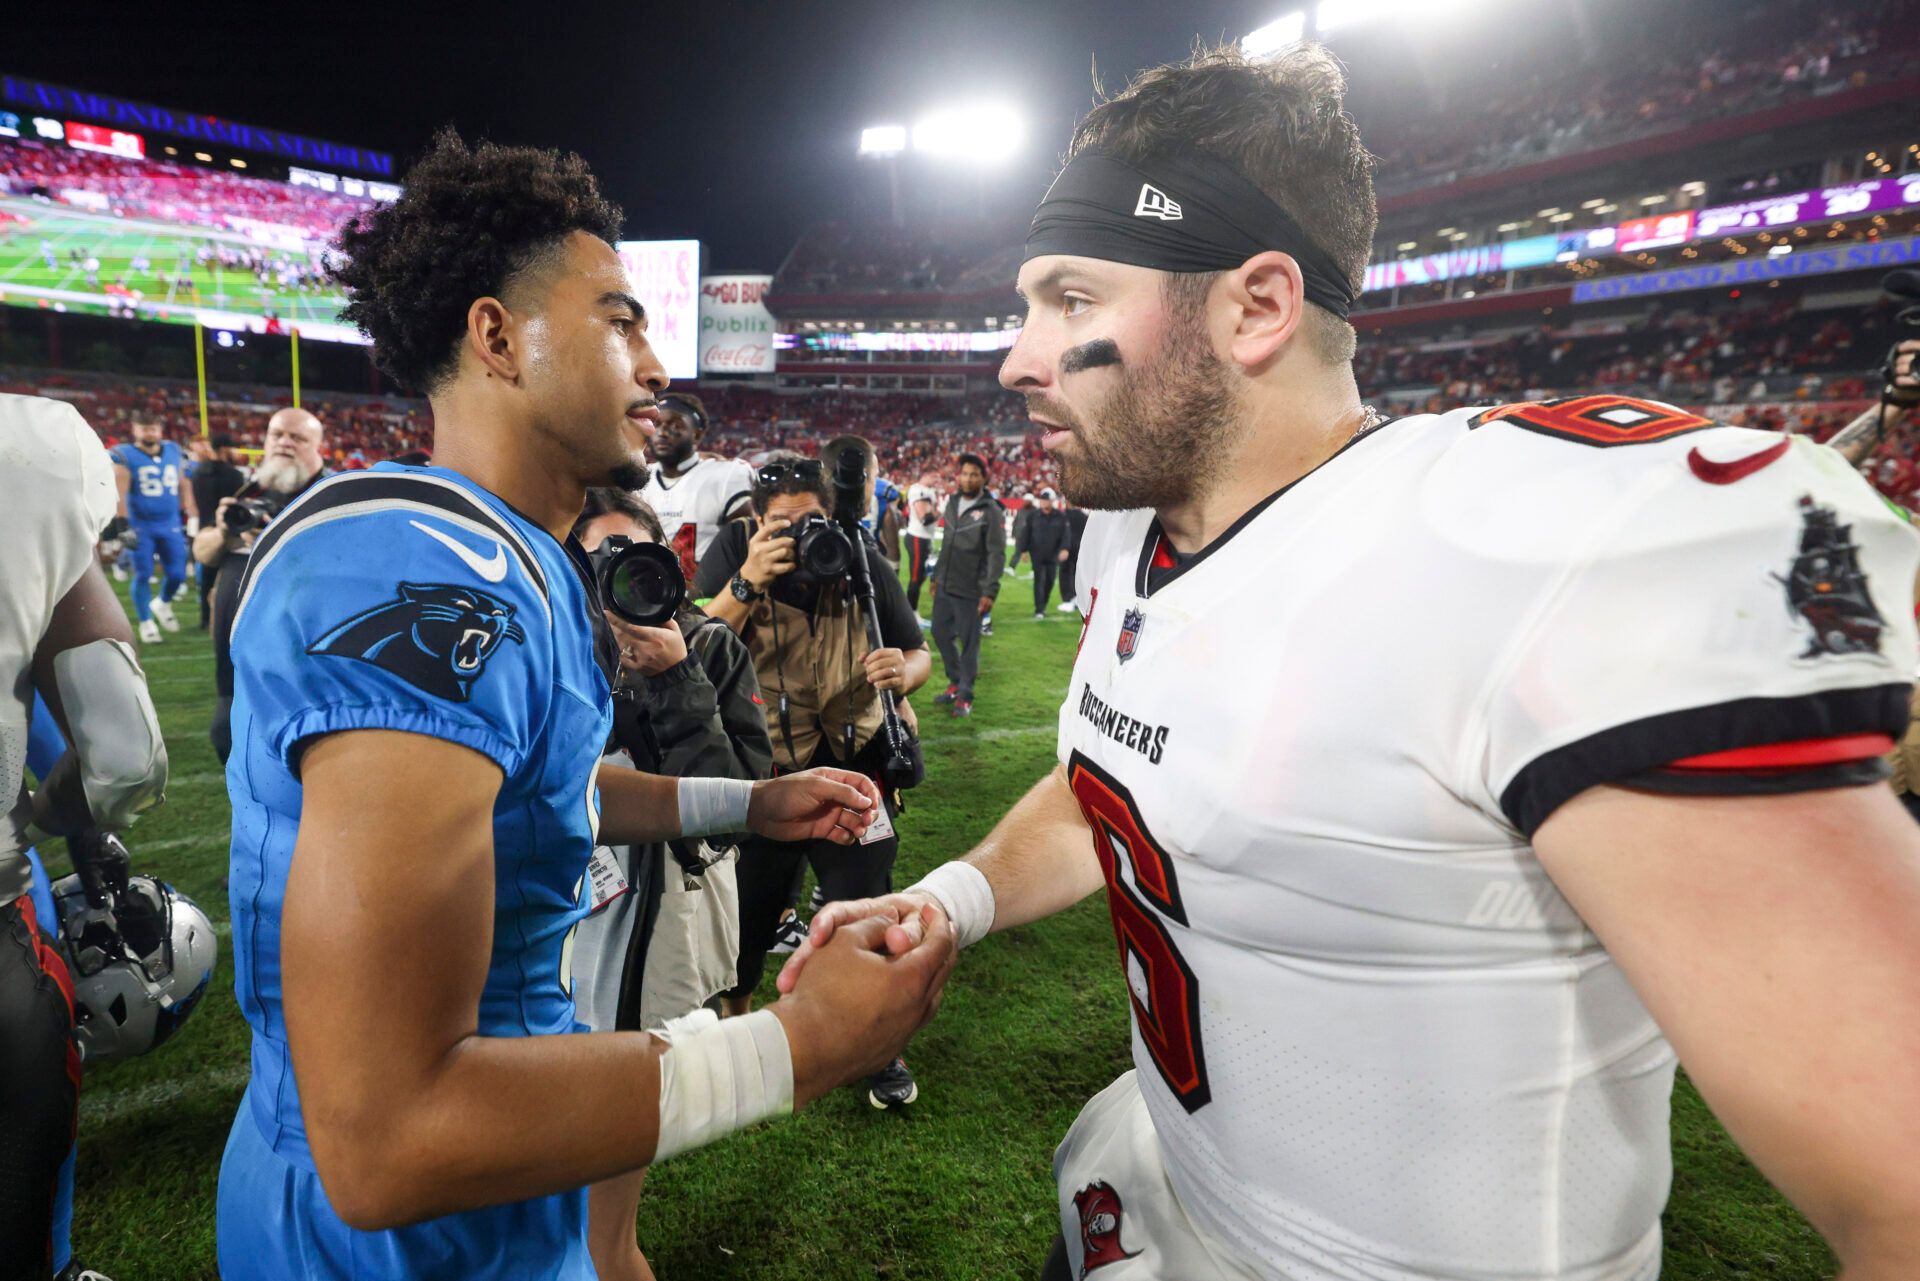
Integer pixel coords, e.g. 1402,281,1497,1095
703,344,770,369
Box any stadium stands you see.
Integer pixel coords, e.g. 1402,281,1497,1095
1357,0,1912,199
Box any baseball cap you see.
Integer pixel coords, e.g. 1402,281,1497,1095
908,483,936,504
1039,487,1058,500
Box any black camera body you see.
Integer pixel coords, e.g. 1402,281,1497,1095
778,512,857,585
591,536,686,628
221,497,278,534
1885,269,1920,403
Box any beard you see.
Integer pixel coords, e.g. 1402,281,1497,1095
1037,312,1242,512
607,459,651,490
255,455,316,494
649,433,693,470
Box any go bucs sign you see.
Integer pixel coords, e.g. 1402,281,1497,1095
698,274,775,375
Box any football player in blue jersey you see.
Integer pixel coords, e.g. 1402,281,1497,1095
214,129,955,1281
109,417,197,645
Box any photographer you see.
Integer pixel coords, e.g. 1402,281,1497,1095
193,407,328,764
188,434,249,630
929,453,1004,717
568,488,770,1281
693,450,931,1108
1825,336,1920,466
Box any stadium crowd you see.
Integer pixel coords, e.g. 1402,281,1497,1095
14,339,1920,505
0,138,378,243
1361,0,1911,196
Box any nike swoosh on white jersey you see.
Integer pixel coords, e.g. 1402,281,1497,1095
409,519,508,583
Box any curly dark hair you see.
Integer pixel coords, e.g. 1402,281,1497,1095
331,128,624,393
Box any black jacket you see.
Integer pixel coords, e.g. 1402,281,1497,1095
611,607,773,867
1023,508,1071,561
933,493,1006,601
1061,507,1089,560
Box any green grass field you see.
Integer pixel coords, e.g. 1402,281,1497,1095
42,565,1833,1279
0,195,347,329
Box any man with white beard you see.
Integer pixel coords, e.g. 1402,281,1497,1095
193,407,329,763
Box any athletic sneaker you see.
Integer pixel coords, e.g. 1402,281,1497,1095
867,1057,918,1109
1032,611,1046,621
151,599,180,633
766,913,808,955
1057,600,1077,613
917,616,932,631
138,619,163,645
110,563,128,582
58,1262,115,1281
951,699,972,718
932,684,959,706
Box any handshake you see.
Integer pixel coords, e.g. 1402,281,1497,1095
770,883,963,1101
728,769,962,1101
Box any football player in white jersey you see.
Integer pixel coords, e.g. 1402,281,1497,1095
785,42,1920,1281
2,393,169,1281
640,391,754,583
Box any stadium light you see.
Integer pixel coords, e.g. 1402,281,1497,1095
1315,0,1477,32
860,125,907,156
910,103,1024,163
1242,11,1306,58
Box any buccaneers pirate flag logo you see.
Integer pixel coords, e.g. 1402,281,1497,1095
1775,495,1886,659
1072,1181,1141,1275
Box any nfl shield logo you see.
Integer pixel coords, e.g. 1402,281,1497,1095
1116,608,1145,662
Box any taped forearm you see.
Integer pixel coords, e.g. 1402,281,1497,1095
908,860,996,949
29,639,167,838
649,1008,793,1161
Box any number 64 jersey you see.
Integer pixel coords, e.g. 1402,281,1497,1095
1055,401,1919,1281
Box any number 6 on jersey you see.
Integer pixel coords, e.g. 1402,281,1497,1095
1068,751,1211,1113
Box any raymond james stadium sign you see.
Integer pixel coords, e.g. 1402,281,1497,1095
1573,234,1920,302
1,74,393,176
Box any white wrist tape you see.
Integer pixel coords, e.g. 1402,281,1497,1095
677,776,753,838
908,860,995,950
650,1007,793,1162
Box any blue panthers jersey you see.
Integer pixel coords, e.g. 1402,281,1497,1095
218,463,615,1280
113,440,184,524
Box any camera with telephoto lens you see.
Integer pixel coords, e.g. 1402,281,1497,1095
777,512,857,586
590,535,686,628
1884,269,1920,405
221,496,278,534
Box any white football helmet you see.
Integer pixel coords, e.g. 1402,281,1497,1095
50,873,217,1063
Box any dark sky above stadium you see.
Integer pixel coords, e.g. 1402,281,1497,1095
20,0,1753,269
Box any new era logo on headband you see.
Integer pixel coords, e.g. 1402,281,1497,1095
1133,183,1182,221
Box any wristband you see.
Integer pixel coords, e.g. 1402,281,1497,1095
908,860,995,949
677,776,753,838
650,1008,792,1162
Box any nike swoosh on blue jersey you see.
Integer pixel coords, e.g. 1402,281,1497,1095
409,519,509,583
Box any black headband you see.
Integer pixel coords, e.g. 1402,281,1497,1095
1023,149,1357,319
658,393,707,434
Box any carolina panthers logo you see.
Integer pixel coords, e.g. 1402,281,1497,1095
309,583,525,703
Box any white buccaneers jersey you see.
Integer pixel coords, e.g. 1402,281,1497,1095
641,456,754,583
1057,399,1919,1281
1,394,118,901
